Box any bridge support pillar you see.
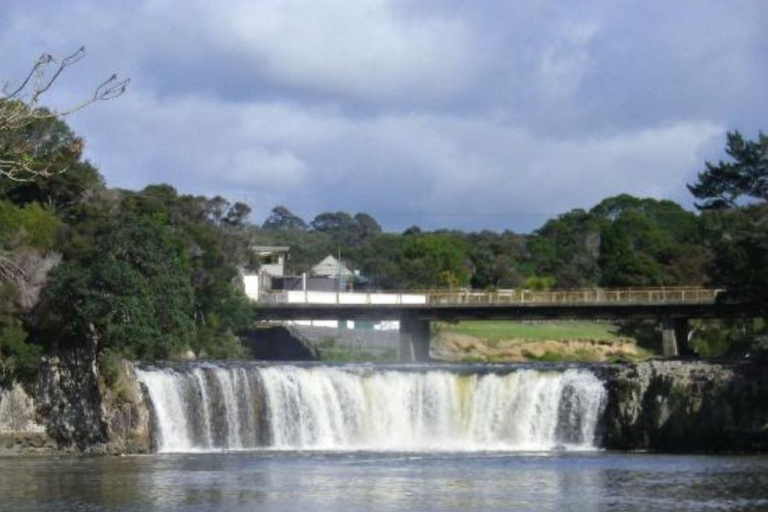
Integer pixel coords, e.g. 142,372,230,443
674,318,694,356
661,317,692,357
661,318,678,357
400,314,430,362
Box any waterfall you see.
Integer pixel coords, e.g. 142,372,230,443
135,363,606,453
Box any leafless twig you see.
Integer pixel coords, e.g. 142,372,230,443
0,46,129,181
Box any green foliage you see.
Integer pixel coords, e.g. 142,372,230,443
467,230,525,289
689,320,750,358
4,106,768,368
0,107,86,182
525,195,708,289
688,132,768,324
527,208,602,288
594,196,704,287
310,211,382,248
522,275,555,291
262,205,308,231
42,217,195,359
191,325,247,359
702,205,768,311
361,232,469,289
0,200,62,249
0,319,42,382
98,347,123,389
688,131,768,210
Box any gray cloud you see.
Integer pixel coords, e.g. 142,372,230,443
1,0,766,232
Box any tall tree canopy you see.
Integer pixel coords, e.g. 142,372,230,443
688,131,768,210
688,131,768,313
262,206,307,231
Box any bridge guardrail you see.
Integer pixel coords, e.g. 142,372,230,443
259,287,723,305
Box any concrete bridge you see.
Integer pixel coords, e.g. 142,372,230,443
253,288,747,361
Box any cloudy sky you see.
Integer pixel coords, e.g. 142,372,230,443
1,0,766,232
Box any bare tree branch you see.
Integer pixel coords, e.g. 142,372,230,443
0,46,129,182
0,255,28,286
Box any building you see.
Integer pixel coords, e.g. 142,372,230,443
311,255,353,279
242,245,289,299
243,249,426,331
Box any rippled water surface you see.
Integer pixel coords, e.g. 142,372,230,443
2,452,768,511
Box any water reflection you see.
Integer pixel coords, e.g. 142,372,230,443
1,452,768,512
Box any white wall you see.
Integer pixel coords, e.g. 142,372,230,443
283,290,426,305
243,274,260,300
250,288,421,331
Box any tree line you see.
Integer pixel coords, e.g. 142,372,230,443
1,84,766,376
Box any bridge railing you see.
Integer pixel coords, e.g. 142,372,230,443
259,287,723,305
424,287,722,305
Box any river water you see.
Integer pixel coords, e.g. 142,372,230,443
2,451,768,511
2,362,768,510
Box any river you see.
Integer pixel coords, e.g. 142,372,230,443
2,451,768,511
2,361,768,510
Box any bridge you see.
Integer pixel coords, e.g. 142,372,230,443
253,287,747,362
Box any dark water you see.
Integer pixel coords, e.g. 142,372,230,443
1,452,768,511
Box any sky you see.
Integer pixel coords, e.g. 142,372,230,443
1,0,766,233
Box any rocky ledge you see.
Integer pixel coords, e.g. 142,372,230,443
0,351,150,455
600,360,768,452
1,357,767,454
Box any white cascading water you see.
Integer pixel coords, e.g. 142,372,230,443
135,364,606,453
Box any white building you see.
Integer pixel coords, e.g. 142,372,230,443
242,249,426,331
312,255,354,279
242,245,289,299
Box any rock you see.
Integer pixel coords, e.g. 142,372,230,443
1,349,152,455
2,349,768,455
600,360,768,452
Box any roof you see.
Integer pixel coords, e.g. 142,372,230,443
251,245,290,254
312,255,353,277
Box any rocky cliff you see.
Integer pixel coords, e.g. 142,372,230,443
0,351,150,455
600,360,768,452
1,356,767,454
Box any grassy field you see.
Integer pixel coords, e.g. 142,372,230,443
434,320,653,362
440,320,624,342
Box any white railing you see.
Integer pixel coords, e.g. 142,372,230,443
260,287,723,305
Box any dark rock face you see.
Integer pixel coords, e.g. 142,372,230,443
601,361,768,452
35,349,108,450
3,353,768,454
0,351,151,454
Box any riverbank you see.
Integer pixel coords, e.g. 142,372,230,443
433,320,652,362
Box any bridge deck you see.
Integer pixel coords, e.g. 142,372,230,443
261,287,721,305
254,288,740,322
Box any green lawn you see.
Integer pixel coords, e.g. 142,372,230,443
441,320,624,341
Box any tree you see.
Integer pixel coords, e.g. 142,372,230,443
593,197,704,287
40,217,195,359
310,211,355,233
262,205,307,231
598,214,664,287
467,231,524,289
310,211,382,247
1,47,129,181
527,208,602,288
361,233,469,289
688,131,768,210
0,115,105,211
704,205,768,307
687,131,768,330
223,202,252,227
